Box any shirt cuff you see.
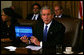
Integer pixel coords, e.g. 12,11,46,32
28,40,31,44
40,41,42,47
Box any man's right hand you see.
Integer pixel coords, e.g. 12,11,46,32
20,36,29,44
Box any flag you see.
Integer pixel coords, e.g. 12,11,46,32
78,1,83,20
78,1,83,30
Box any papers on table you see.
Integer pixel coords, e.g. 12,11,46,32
4,45,42,51
25,45,42,51
4,46,17,51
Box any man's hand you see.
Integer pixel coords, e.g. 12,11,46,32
20,36,29,44
30,36,40,46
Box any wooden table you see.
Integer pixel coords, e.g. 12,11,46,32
1,42,41,54
1,41,82,54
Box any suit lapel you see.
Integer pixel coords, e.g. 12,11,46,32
37,14,41,20
47,20,54,36
47,20,58,36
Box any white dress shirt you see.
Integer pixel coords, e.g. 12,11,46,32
55,14,62,18
32,14,39,20
43,21,52,33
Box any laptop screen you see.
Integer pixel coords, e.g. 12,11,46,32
15,26,33,38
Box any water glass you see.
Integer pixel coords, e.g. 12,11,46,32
56,44,62,54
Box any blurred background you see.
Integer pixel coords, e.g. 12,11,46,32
1,1,80,19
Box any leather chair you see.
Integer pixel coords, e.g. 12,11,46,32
55,18,82,51
17,19,37,26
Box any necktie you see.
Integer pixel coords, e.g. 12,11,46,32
43,25,48,41
33,15,36,20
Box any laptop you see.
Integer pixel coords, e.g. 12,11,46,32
15,25,33,38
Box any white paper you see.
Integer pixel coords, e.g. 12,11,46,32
25,45,42,51
4,46,17,51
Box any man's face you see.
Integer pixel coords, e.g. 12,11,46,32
54,6,62,16
33,5,40,14
41,9,53,24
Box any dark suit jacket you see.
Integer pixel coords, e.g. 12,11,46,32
54,14,71,18
26,14,41,20
61,14,71,18
33,19,65,54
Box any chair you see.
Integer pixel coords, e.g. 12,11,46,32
17,19,37,26
55,18,82,51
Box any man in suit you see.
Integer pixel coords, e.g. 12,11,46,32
20,6,65,54
26,3,41,20
54,4,70,18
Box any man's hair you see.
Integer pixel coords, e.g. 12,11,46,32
40,6,54,15
54,4,63,10
32,3,41,9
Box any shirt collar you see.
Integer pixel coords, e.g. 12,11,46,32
44,21,52,26
55,14,62,18
44,21,52,31
34,14,39,16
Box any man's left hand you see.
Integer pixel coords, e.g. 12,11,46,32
30,36,40,46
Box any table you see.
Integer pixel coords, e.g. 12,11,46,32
1,42,41,54
1,41,83,54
